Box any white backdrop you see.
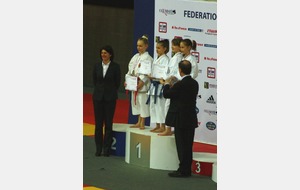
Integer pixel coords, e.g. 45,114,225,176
154,0,217,145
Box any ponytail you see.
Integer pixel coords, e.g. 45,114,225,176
182,39,197,51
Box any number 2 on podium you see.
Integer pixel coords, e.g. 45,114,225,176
111,137,116,150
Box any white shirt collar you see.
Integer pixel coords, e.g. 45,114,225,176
181,74,190,79
102,61,111,77
102,61,111,67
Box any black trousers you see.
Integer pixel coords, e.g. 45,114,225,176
174,127,195,174
93,98,116,154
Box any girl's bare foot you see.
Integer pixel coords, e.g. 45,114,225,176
152,127,165,133
158,130,173,136
150,126,160,132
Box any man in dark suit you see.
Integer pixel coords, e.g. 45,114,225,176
163,60,199,177
92,45,121,157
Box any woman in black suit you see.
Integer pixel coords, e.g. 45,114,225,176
92,45,121,157
162,60,199,177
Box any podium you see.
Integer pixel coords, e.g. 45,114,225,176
192,152,217,182
111,123,217,181
125,127,179,170
110,123,129,156
212,162,217,182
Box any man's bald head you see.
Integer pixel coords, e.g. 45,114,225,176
179,60,192,75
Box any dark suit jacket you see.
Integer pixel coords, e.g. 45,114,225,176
92,61,121,101
163,75,199,129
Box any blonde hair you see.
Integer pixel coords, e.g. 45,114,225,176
141,35,148,40
138,34,149,45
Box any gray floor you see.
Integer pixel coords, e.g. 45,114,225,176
83,136,217,190
83,86,217,189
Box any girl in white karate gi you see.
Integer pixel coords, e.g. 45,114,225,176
180,39,199,79
148,39,170,133
125,34,153,129
158,38,183,136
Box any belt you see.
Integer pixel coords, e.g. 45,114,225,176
146,80,164,104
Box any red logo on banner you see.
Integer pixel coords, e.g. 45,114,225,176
204,57,217,61
171,26,187,31
159,22,167,33
207,67,216,78
192,52,200,63
205,29,217,35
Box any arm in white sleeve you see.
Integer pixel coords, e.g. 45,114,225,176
191,62,199,79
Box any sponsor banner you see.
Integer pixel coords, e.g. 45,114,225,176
155,0,217,145
197,119,217,144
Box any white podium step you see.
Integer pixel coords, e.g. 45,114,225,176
125,127,179,170
212,162,217,183
113,123,130,132
193,152,217,163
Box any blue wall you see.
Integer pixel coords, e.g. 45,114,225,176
128,0,154,125
133,0,154,57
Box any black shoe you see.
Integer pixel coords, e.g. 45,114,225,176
103,153,110,157
95,152,101,157
168,171,191,178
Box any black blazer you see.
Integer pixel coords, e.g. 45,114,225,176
92,61,121,101
163,75,199,129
